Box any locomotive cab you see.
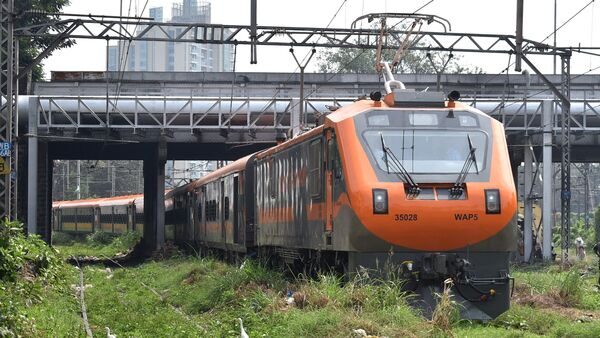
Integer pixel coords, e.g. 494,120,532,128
326,85,518,320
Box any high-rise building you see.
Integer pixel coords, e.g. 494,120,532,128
108,0,233,72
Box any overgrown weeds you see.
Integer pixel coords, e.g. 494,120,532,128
86,230,114,245
431,278,459,336
0,219,67,336
54,230,141,258
558,270,585,307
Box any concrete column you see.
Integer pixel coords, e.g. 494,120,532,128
142,142,166,251
542,100,554,260
27,97,38,236
523,146,533,262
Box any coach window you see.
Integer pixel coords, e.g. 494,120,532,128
224,196,230,220
309,138,322,198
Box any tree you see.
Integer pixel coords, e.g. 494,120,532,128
15,0,73,91
316,48,481,75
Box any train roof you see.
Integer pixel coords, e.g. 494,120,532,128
53,194,143,209
190,155,253,189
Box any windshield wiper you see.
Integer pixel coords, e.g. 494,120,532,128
450,134,479,197
380,133,420,196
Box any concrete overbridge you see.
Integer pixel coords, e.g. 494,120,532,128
20,71,600,254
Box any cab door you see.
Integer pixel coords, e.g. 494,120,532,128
325,130,336,234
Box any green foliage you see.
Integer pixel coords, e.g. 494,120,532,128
317,47,481,75
112,230,142,249
51,231,74,245
54,231,141,258
16,0,73,86
0,219,65,336
558,270,584,307
86,230,114,245
0,219,63,283
552,217,595,251
491,304,566,336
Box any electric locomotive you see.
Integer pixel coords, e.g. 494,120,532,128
53,65,517,320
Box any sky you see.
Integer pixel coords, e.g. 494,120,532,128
42,0,600,78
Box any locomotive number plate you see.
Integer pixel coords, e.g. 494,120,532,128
394,213,418,221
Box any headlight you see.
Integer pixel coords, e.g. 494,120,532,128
372,189,388,214
485,189,501,214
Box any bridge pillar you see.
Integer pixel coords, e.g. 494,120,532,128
142,141,166,251
523,146,533,262
27,96,38,236
25,96,52,242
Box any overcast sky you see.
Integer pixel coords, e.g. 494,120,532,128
43,0,600,78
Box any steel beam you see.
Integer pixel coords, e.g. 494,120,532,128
0,0,16,220
542,100,553,260
560,55,571,265
523,145,533,262
15,20,571,56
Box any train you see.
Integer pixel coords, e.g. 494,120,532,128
52,72,517,320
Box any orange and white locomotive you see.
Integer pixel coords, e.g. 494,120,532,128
53,65,517,319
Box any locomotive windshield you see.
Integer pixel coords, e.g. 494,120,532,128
356,109,491,177
364,129,486,174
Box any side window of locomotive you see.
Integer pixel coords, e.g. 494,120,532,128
327,138,342,179
309,138,322,198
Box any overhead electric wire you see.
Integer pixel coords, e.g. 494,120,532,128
389,0,435,31
540,0,596,44
281,2,434,132
111,0,150,114
254,0,349,126
497,62,600,113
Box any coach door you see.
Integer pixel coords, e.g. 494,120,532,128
200,186,207,241
233,175,240,245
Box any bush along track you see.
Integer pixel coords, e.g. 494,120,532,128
0,219,77,337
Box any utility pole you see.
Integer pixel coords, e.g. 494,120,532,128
515,0,524,72
250,0,257,64
554,0,558,74
289,47,316,129
0,0,17,220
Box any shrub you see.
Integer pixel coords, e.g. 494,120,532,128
0,219,63,283
558,270,584,307
112,231,142,249
0,219,65,336
86,230,114,245
52,231,74,245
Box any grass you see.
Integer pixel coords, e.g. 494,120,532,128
12,238,600,337
21,275,85,337
53,231,141,258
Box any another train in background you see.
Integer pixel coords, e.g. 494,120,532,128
52,195,145,235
